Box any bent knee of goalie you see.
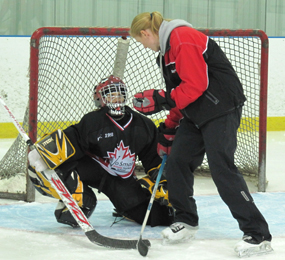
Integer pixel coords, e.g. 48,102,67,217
54,195,97,227
56,165,96,208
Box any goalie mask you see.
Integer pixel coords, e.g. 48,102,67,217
94,75,128,117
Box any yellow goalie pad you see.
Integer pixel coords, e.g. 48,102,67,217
34,129,75,170
29,166,84,206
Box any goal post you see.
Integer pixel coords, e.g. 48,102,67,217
197,29,268,192
0,27,269,201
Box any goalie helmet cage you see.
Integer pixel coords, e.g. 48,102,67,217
0,27,268,201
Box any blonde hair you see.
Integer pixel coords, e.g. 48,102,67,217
129,11,167,37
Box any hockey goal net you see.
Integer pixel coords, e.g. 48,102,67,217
0,27,268,201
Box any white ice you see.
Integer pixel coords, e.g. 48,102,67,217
0,132,285,260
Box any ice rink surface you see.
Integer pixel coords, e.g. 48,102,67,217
0,131,284,260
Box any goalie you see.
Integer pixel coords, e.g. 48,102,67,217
28,75,173,228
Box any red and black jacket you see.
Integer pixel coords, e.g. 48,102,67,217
158,23,246,128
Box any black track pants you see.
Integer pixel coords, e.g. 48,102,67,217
165,108,271,242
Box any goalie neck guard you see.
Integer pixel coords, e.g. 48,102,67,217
94,75,128,117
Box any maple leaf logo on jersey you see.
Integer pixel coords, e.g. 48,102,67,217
106,140,136,178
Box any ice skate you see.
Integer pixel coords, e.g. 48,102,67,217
161,222,198,244
234,235,273,258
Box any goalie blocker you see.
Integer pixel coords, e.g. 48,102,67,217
33,129,75,170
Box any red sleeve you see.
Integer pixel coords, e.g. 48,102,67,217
168,27,209,110
164,106,183,129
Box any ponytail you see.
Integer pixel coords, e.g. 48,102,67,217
130,11,165,37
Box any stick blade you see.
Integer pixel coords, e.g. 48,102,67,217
86,230,150,250
137,236,151,256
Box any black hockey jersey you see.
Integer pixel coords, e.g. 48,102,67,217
63,106,162,178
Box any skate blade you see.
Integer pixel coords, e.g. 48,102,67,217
236,241,273,258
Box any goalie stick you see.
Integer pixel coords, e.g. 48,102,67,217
137,154,167,257
0,95,150,249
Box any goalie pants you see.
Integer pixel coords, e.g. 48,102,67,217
165,107,272,243
66,156,173,227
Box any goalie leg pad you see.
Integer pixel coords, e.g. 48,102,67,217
29,164,97,212
28,164,86,201
54,169,97,227
54,182,97,227
54,199,96,227
28,165,60,199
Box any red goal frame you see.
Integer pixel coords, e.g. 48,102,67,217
29,27,268,192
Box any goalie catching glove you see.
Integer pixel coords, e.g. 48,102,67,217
138,167,171,208
28,129,75,171
133,89,175,115
139,176,171,207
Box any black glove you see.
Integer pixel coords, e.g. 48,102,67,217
157,122,177,157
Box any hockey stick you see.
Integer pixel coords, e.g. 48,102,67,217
0,95,150,249
113,36,130,79
137,154,167,256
